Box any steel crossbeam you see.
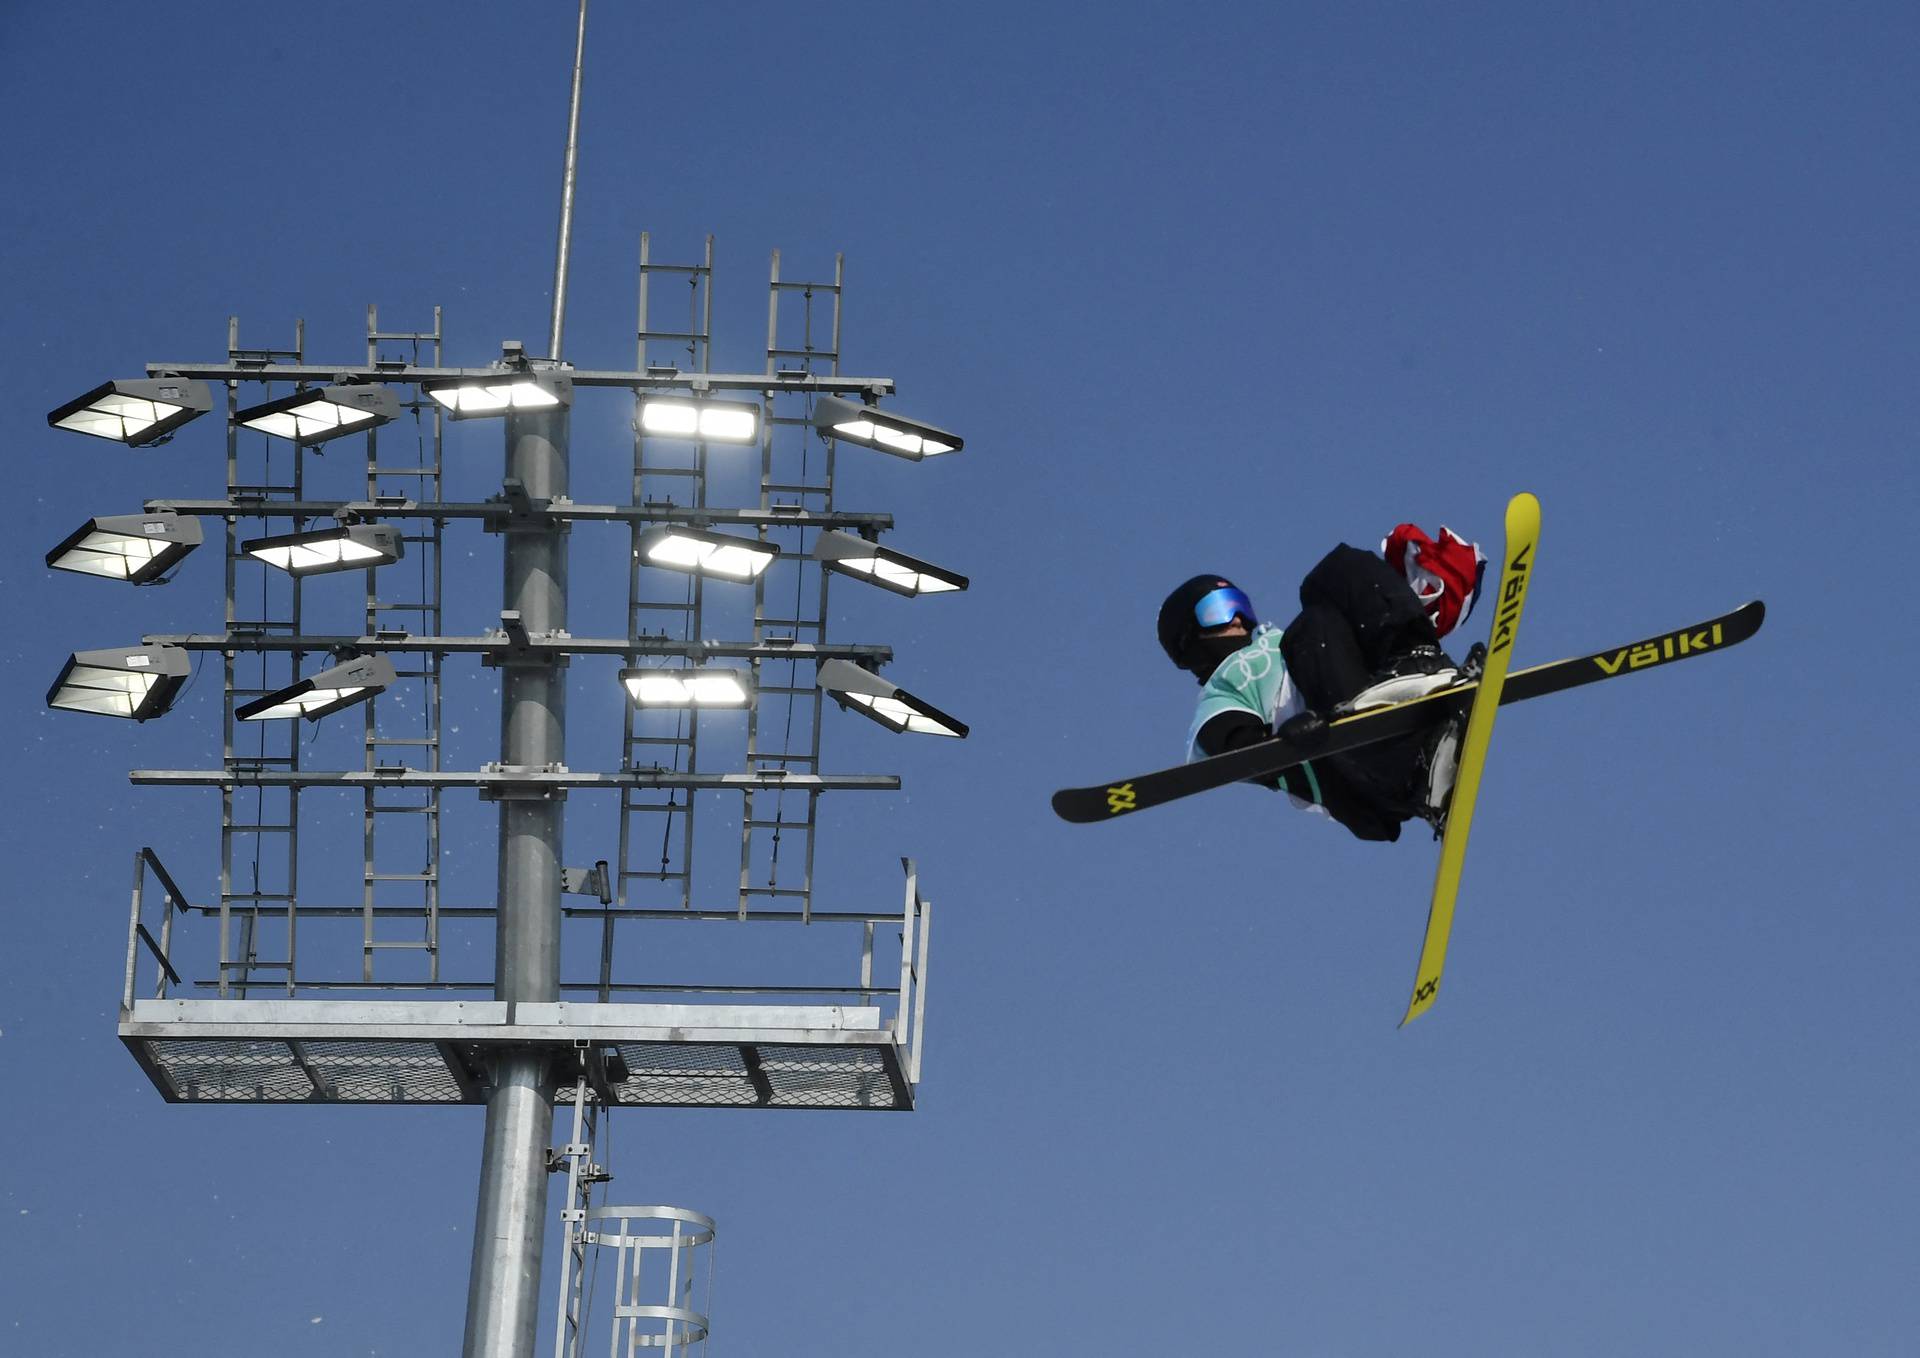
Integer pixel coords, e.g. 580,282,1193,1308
147,360,895,396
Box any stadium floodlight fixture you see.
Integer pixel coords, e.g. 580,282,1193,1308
816,658,968,738
46,644,191,721
620,665,754,709
421,369,571,418
46,510,202,584
47,378,213,446
234,383,399,444
242,522,403,577
236,653,397,723
811,394,962,460
637,396,760,444
635,525,778,581
813,529,968,598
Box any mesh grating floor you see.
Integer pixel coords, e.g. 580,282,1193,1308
144,1037,467,1104
609,1041,904,1110
149,1039,323,1103
130,1034,907,1109
756,1044,897,1110
296,1040,466,1103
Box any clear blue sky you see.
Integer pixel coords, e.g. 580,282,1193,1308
2,2,1915,1353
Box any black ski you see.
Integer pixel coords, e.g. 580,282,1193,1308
1051,600,1764,824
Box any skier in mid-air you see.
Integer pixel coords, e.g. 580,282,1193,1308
1068,492,1758,1017
1155,525,1487,842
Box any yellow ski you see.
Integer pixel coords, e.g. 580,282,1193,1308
1401,492,1539,1025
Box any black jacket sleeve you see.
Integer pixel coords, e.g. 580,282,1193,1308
1194,711,1291,793
1194,709,1270,757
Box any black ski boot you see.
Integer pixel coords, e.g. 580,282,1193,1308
1414,709,1468,838
1338,644,1461,714
1412,644,1484,837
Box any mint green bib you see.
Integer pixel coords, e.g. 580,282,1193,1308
1184,622,1306,762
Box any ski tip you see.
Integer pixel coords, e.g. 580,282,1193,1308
1506,491,1542,536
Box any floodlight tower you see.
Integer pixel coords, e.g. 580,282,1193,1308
41,10,966,1356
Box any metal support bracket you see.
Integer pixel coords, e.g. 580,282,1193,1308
478,762,572,802
560,861,612,905
483,478,575,536
482,612,573,669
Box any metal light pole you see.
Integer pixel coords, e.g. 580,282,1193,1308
464,391,571,1356
467,3,585,1350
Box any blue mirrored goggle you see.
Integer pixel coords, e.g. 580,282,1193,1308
1192,585,1256,631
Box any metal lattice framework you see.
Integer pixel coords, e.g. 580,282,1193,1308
109,244,947,1111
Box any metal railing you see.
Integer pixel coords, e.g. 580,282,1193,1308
122,847,931,1081
123,847,189,1008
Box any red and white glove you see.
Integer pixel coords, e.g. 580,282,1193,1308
1382,523,1488,639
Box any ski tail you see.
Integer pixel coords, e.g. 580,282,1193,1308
1401,491,1540,1025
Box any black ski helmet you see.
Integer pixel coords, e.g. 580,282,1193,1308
1157,574,1256,673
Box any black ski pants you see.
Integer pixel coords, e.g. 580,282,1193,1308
1277,545,1444,842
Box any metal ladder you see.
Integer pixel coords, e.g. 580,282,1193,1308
359,305,446,981
219,318,307,997
736,250,843,920
550,1059,608,1358
613,235,717,958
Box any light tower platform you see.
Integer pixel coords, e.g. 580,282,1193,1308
119,849,930,1111
119,999,913,1109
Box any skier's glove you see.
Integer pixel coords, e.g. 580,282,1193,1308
1275,711,1328,749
